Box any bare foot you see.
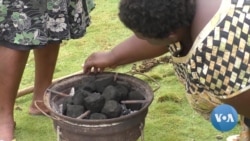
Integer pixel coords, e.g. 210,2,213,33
226,134,250,141
29,101,50,116
226,135,239,141
0,121,15,141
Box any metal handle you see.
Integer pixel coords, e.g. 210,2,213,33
128,71,161,92
34,100,59,121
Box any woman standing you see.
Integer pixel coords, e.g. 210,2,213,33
0,0,94,140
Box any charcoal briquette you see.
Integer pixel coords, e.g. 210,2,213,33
80,75,97,92
66,104,85,118
94,76,114,92
62,96,73,115
101,100,122,118
102,85,122,102
115,84,129,100
127,90,145,110
72,89,91,105
89,113,107,120
83,93,105,113
116,80,131,91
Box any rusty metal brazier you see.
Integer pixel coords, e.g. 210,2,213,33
44,72,154,141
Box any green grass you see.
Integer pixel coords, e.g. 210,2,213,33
15,0,240,140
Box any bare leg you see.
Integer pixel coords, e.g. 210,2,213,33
0,46,29,141
29,42,60,115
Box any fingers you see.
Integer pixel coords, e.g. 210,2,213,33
92,67,102,73
82,62,104,74
82,52,110,74
82,63,93,74
82,57,95,74
83,66,104,74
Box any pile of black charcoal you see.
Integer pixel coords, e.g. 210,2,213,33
59,75,146,120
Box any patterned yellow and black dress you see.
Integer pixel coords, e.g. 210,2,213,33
0,0,95,50
168,0,250,119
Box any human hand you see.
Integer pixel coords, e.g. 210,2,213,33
83,51,116,74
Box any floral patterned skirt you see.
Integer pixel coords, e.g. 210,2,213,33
0,0,95,50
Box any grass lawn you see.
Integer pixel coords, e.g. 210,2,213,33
15,0,240,140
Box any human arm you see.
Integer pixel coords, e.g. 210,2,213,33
221,90,250,118
83,34,169,73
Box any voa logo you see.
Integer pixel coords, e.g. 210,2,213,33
210,104,238,132
214,113,235,123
